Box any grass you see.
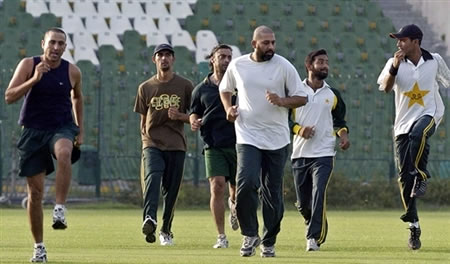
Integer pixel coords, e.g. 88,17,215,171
1,208,449,263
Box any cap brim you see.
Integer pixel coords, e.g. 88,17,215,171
389,33,403,39
153,49,174,56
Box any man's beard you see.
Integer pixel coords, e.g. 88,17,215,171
314,70,328,80
261,51,274,61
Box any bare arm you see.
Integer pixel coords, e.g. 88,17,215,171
168,107,190,123
189,113,202,131
70,64,84,146
380,50,405,93
5,58,51,104
220,91,239,122
266,91,308,108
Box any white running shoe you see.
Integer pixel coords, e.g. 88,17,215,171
306,238,320,251
240,235,261,257
30,245,47,263
52,206,67,230
213,235,229,248
260,244,275,257
142,216,157,243
228,197,239,231
159,232,174,246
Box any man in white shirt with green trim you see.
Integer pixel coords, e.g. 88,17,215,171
219,25,308,258
290,49,350,252
378,24,450,250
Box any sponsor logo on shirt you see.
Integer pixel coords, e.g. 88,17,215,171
150,94,181,110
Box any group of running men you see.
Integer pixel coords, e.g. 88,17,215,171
5,23,450,262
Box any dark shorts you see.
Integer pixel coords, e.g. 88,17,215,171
204,147,237,185
17,122,80,177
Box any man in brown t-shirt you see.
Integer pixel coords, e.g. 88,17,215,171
134,44,193,246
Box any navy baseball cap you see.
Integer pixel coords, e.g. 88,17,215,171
153,43,174,56
389,24,423,40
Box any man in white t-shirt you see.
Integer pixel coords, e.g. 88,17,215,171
219,25,308,258
378,24,450,250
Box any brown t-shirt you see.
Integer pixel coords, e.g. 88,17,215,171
134,74,194,151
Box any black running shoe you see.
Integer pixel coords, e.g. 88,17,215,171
142,217,157,243
411,176,427,198
408,226,421,250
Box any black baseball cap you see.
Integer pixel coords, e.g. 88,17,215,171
389,24,423,40
153,43,174,56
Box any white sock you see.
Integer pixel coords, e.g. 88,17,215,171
218,234,226,239
35,242,45,248
409,221,419,228
54,204,65,210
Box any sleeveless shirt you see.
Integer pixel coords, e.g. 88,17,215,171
18,57,73,130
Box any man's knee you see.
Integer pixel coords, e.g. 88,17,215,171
210,177,226,196
28,184,44,202
55,147,72,162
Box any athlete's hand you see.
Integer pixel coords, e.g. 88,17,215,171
392,49,405,68
74,133,83,147
339,133,350,150
190,118,202,131
226,105,239,122
32,62,51,82
299,126,315,139
266,90,284,106
168,107,181,120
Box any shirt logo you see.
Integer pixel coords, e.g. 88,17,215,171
403,82,429,108
150,94,181,110
59,82,64,85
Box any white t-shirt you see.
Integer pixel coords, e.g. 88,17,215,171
377,51,450,137
219,54,307,150
291,80,341,159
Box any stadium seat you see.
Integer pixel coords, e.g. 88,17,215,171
109,15,133,35
97,44,120,62
121,0,145,18
96,0,121,18
145,0,170,18
195,46,209,64
1,0,24,15
146,31,169,47
62,49,75,64
25,0,49,17
73,0,97,18
62,14,85,34
49,0,73,17
85,15,110,35
97,31,123,50
133,15,159,35
36,13,61,29
230,45,241,59
169,0,193,19
195,30,218,50
157,15,182,36
72,31,98,49
65,33,74,50
172,30,196,52
74,45,99,65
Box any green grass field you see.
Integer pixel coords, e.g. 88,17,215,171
1,208,449,263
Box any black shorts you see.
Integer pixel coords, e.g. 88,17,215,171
17,122,80,177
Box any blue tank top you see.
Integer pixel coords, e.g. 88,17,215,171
18,57,73,130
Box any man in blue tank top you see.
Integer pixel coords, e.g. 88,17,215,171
5,27,84,263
